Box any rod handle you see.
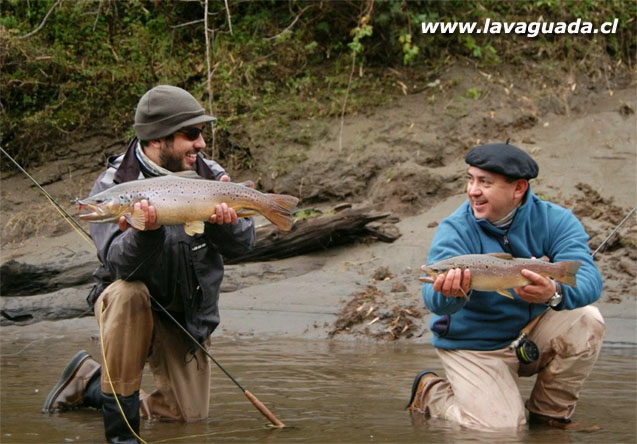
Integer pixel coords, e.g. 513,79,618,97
244,390,286,428
520,310,545,335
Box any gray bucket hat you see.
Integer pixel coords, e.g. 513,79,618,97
134,85,216,140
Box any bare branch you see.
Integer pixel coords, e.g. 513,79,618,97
18,0,63,40
223,0,233,35
204,0,215,158
92,1,102,31
170,6,223,29
338,0,374,152
338,53,356,152
171,18,204,29
265,5,312,41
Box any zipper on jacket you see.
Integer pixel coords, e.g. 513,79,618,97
500,202,521,255
502,233,513,254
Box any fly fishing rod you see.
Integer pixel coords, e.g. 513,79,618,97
148,297,285,427
592,206,636,257
510,205,637,361
0,146,92,244
0,146,286,428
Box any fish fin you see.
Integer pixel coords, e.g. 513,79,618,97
496,289,515,299
488,253,514,260
237,180,256,189
125,208,146,230
261,194,300,231
174,171,204,179
555,260,581,287
235,209,259,217
184,221,205,236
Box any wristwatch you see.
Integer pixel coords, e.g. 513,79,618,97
546,282,563,308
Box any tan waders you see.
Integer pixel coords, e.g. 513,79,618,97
408,306,605,429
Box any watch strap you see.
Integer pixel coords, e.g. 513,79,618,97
546,281,563,308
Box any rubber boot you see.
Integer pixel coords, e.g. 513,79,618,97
102,391,141,444
42,350,101,412
528,412,602,432
406,371,439,412
83,370,103,409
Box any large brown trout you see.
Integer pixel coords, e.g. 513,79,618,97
419,253,581,299
78,173,299,235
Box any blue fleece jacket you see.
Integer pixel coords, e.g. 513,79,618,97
422,188,602,351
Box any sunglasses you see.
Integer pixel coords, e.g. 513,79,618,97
176,127,204,141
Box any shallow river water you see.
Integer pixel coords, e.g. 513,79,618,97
1,331,635,444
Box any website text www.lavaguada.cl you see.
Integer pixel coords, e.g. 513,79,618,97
422,18,619,38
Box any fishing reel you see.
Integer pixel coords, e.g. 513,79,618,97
511,334,539,365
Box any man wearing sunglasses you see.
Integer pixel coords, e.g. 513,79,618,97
43,85,255,444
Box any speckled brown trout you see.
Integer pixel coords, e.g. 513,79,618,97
419,253,581,299
78,173,299,234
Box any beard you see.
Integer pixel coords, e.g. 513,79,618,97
158,138,195,172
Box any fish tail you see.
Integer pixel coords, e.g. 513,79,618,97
262,194,299,231
555,261,581,287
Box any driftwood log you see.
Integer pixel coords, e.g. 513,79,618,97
0,259,96,296
226,204,400,264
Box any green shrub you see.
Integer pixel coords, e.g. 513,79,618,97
1,0,634,167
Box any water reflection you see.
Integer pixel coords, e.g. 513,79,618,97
1,331,635,443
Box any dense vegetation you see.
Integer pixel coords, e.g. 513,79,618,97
2,0,635,167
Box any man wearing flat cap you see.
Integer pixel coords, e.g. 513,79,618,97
408,142,604,430
43,85,255,443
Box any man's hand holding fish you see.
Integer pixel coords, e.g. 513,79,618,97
206,174,239,226
431,268,471,299
515,268,559,304
117,199,160,232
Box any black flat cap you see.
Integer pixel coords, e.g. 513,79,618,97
465,142,538,179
